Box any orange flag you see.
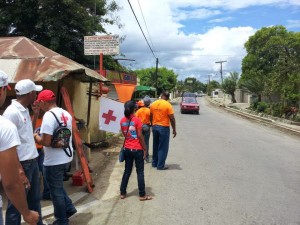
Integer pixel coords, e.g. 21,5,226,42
113,83,136,103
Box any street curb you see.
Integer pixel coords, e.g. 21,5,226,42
206,97,300,137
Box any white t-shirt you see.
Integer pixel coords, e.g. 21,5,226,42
0,116,21,207
3,100,38,161
40,107,73,166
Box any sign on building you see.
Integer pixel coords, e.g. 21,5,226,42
84,35,119,55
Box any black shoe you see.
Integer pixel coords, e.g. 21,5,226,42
66,208,77,218
157,166,169,170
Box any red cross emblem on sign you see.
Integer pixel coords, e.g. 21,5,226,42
102,110,117,125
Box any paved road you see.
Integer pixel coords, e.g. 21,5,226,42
69,97,300,225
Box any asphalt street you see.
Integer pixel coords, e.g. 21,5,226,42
60,97,300,225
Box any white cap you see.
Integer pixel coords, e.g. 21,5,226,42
15,79,43,95
0,70,10,88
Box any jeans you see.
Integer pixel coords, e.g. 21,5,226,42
152,125,170,169
120,150,145,197
44,163,76,225
0,207,3,225
5,159,43,225
142,126,151,160
37,149,50,199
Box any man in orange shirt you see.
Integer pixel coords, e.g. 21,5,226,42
150,91,176,170
136,96,151,163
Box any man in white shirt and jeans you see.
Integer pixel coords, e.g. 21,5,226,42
3,79,43,225
34,89,77,225
0,71,39,225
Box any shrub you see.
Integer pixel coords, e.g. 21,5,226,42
256,102,269,113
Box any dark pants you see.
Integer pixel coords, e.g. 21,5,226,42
142,125,151,160
5,159,43,225
37,149,50,199
152,125,170,169
120,150,145,197
44,163,76,225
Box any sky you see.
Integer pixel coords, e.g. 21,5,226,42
104,0,300,83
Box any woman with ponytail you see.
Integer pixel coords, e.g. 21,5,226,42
119,100,153,201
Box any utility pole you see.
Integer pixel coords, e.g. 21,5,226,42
208,74,212,84
155,58,158,89
215,61,227,84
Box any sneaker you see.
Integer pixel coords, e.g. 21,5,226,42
157,166,169,170
66,208,77,218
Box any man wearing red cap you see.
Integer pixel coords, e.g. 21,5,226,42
0,71,39,225
3,79,44,225
34,90,77,225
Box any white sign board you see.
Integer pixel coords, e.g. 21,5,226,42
84,35,119,55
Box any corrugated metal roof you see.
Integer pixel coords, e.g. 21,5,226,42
0,36,109,83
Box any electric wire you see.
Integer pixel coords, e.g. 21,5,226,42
137,0,157,56
127,0,157,60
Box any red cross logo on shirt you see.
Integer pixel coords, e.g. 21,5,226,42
102,110,116,125
61,113,68,126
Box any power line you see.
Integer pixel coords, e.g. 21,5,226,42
137,0,156,56
127,0,157,60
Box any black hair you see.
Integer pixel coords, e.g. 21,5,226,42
124,100,135,118
161,90,170,99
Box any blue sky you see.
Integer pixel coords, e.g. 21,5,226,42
105,0,300,83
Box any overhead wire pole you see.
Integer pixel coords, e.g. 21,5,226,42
215,60,227,84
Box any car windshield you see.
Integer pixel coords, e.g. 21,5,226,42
183,97,197,103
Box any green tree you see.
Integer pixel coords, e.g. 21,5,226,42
222,72,239,103
241,25,300,107
135,67,178,95
0,0,120,67
207,80,220,96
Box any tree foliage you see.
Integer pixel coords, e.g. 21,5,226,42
177,77,206,94
207,80,221,96
241,25,300,107
0,0,120,68
134,67,178,95
222,72,239,103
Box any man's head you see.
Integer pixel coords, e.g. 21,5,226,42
0,70,11,107
161,91,170,100
36,90,56,112
143,95,151,107
15,79,43,105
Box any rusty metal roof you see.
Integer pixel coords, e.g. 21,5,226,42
0,36,108,83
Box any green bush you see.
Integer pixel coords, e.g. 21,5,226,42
256,102,269,113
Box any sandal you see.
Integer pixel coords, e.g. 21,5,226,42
120,194,126,199
139,195,153,201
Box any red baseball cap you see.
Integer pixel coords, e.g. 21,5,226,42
37,90,56,102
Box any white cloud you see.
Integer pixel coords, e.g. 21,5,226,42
104,0,298,82
286,20,300,28
208,17,233,23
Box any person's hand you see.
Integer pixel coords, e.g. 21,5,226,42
173,130,177,138
19,170,31,190
143,150,147,160
23,210,39,225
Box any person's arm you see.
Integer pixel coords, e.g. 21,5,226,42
169,114,177,138
34,133,52,147
0,147,39,225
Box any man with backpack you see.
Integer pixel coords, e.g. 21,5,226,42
3,79,44,225
33,89,77,225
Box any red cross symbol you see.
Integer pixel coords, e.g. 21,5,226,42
102,110,116,125
61,113,69,126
